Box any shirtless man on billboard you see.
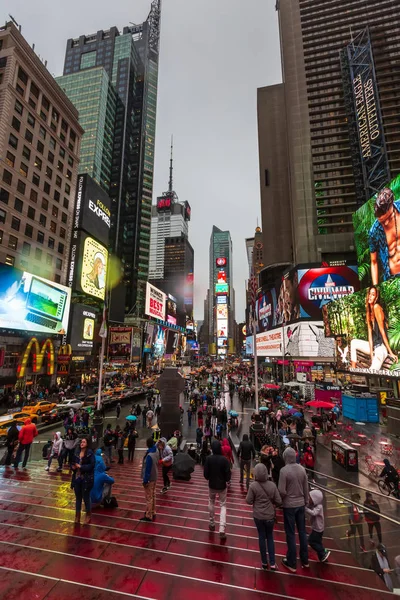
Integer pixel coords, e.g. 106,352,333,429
369,188,400,284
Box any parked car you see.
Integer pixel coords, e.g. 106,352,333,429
56,398,83,411
12,410,39,424
42,407,70,424
24,400,57,415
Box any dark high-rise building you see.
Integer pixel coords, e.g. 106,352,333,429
164,235,194,320
57,0,161,316
260,0,400,268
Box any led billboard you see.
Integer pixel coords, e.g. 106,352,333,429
166,295,177,326
256,322,334,358
156,196,173,212
69,304,96,351
217,319,228,338
326,277,400,377
108,327,132,362
217,304,228,319
143,323,155,353
145,282,166,321
353,174,400,287
0,265,71,335
217,295,228,305
73,174,111,247
216,257,227,267
297,266,359,319
71,232,108,300
215,283,229,295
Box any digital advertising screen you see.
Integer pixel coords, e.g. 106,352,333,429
353,174,400,288
297,266,359,319
217,295,228,305
69,304,96,351
217,271,227,283
325,277,400,377
217,319,228,338
131,327,142,363
143,323,155,353
108,327,132,362
166,329,179,355
153,325,167,357
184,272,194,306
166,295,177,326
156,196,173,212
217,304,228,319
73,233,108,300
145,282,166,321
217,337,228,348
216,257,227,267
215,283,229,295
74,174,111,247
245,336,254,356
256,322,334,359
0,264,71,335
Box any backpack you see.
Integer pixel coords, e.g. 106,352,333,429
304,451,315,468
103,496,118,509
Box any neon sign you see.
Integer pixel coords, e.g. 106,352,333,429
17,337,55,379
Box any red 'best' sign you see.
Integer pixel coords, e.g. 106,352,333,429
145,282,166,321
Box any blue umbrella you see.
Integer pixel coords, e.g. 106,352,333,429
229,410,238,417
259,406,268,411
293,412,303,418
126,415,137,421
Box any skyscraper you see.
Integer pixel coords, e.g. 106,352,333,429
57,0,161,316
260,0,400,268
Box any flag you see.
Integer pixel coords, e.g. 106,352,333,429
99,301,108,339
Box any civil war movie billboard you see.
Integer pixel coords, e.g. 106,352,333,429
353,174,400,288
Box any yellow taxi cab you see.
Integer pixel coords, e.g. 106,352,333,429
24,400,56,415
0,418,25,442
12,410,39,424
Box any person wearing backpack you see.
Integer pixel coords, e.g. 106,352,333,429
346,493,366,551
246,463,282,570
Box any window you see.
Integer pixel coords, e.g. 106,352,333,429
54,190,60,202
39,125,46,140
41,198,49,210
15,100,23,115
37,231,44,244
37,140,44,154
2,170,12,185
11,216,20,231
59,147,65,158
8,134,18,149
56,175,62,188
28,98,36,110
61,212,67,224
27,206,35,220
12,116,21,132
43,182,50,195
14,198,23,213
8,235,18,250
61,119,68,133
55,274,61,283
5,152,15,168
22,145,31,160
39,214,47,227
57,160,64,173
30,189,38,203
49,137,56,150
66,169,72,180
52,205,58,218
46,166,53,179
50,221,56,233
58,242,64,254
56,258,62,270
27,112,35,128
48,237,55,249
46,253,53,266
0,189,9,205
65,183,71,195
59,226,66,239
18,67,28,85
42,96,50,111
0,230,2,244
0,208,6,224
5,255,15,267
48,151,54,164
34,157,42,170
32,173,40,187
16,83,24,96
19,162,28,177
63,198,69,209
68,155,74,167
80,51,97,69
22,242,31,256
35,248,42,260
25,223,33,238
25,129,33,143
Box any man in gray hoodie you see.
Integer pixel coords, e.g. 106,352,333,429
278,446,309,572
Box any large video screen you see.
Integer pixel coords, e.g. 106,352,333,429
108,327,132,362
256,321,334,358
353,174,400,288
325,277,400,377
74,232,108,300
74,174,111,247
0,265,71,335
69,304,97,351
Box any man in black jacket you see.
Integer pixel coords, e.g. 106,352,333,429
5,422,19,466
237,434,255,489
204,440,231,540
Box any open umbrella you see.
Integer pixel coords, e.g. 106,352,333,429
288,408,297,415
305,400,335,409
287,433,303,440
172,452,196,481
264,384,280,390
229,410,238,417
293,412,303,418
126,415,137,421
259,406,268,411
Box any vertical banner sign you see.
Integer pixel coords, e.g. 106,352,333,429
131,327,142,363
108,327,132,363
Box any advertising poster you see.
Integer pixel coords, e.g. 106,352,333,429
216,283,229,295
143,323,155,353
217,319,228,338
108,327,132,362
256,322,334,358
217,304,228,319
245,336,254,356
326,277,400,377
166,330,179,355
166,295,177,326
145,282,166,321
353,174,400,287
74,174,111,247
184,272,194,306
0,264,71,335
297,266,359,319
75,233,108,300
69,304,97,351
131,327,142,363
153,325,167,357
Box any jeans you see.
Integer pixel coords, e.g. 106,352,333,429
62,447,75,466
348,521,365,547
367,521,382,543
118,449,124,464
308,529,326,561
74,480,91,514
104,446,113,461
209,488,227,533
128,444,136,461
47,453,62,469
162,464,172,488
254,518,276,566
13,443,31,468
5,445,16,466
283,506,308,568
240,459,251,487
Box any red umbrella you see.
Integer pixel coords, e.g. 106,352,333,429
305,400,335,409
264,384,280,390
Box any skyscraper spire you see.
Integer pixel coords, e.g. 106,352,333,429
168,135,173,193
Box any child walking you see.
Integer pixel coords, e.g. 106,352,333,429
305,489,330,562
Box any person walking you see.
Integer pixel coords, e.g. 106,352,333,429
246,463,282,570
364,492,382,545
13,418,38,469
103,424,116,463
305,489,330,562
146,408,154,429
187,407,192,427
204,440,231,540
346,493,366,551
45,431,63,472
62,428,78,468
158,437,174,494
140,437,158,522
142,406,147,428
278,447,309,572
221,438,234,468
4,422,19,466
71,437,95,524
127,428,138,461
116,402,121,419
116,430,125,464
237,434,256,489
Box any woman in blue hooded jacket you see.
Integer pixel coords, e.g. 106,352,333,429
91,449,115,506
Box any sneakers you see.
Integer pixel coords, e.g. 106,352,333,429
139,516,152,522
166,483,171,489
301,563,310,568
261,564,268,571
161,487,168,494
281,558,296,573
56,467,62,472
219,531,227,540
321,551,331,563
45,466,50,471
209,523,216,532
270,564,278,571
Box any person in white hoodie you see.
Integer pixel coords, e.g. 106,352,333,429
305,489,330,563
45,432,63,472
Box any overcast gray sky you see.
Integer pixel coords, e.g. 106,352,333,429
4,0,281,322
